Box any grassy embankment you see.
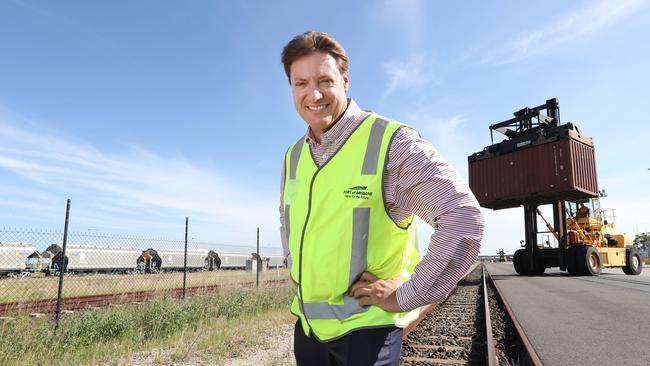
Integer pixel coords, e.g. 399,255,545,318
0,285,295,365
0,269,290,303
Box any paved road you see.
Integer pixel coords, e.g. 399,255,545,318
485,262,650,366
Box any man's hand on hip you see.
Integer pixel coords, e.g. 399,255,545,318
349,271,403,313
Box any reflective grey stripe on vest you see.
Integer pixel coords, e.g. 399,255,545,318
301,207,370,320
349,207,370,287
302,293,367,320
289,137,305,180
285,137,304,241
284,204,291,242
361,118,389,175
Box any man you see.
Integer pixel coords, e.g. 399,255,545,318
577,203,590,218
279,31,484,366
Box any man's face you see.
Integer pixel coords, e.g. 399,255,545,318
290,52,349,138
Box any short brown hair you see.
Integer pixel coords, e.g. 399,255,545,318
281,31,349,83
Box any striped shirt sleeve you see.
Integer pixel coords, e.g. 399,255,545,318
387,127,485,311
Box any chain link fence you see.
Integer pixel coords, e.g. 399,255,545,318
0,211,287,322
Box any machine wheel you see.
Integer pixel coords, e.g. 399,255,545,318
576,246,602,276
623,249,642,275
513,249,544,276
565,247,578,275
513,249,525,275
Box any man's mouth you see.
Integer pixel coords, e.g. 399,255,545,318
307,104,328,111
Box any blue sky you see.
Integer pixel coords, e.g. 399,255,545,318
1,0,649,255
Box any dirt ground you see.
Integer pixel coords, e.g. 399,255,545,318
126,322,296,366
221,321,295,366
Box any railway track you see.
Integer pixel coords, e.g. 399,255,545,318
0,279,289,316
401,264,542,365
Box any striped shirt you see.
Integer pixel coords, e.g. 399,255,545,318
279,99,484,312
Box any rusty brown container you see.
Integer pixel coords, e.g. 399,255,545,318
469,127,598,210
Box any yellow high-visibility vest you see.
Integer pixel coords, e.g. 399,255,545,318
282,114,421,341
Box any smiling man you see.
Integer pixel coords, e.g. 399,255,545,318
290,50,349,140
279,31,484,366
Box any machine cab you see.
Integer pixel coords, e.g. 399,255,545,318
566,197,624,248
567,198,616,227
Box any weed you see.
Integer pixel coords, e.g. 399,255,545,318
0,285,294,366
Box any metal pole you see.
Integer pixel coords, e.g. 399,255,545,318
553,200,567,270
524,204,538,273
256,227,260,289
183,217,188,299
55,199,71,330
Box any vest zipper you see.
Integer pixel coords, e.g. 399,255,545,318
297,165,322,336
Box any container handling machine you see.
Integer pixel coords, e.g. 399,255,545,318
468,98,642,276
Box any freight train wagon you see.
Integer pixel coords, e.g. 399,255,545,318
0,242,36,277
264,254,286,269
65,245,142,273
219,252,251,269
31,244,142,274
156,249,209,271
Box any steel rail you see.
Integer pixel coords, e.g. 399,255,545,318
483,265,497,366
401,303,436,340
485,269,543,366
402,263,495,365
402,263,480,340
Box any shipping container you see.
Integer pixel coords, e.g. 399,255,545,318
469,126,599,210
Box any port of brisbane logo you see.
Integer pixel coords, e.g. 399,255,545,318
343,186,373,200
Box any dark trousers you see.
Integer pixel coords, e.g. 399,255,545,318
293,320,403,366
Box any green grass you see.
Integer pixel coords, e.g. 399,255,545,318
0,268,290,303
0,284,296,366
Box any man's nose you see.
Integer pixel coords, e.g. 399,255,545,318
307,86,323,101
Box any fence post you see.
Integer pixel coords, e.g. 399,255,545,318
256,227,260,289
54,199,71,331
183,217,188,299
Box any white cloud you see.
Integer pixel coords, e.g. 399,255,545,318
0,118,279,246
400,108,470,169
381,54,436,99
377,1,437,99
481,0,647,64
423,115,467,146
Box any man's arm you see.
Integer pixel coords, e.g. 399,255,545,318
350,127,484,312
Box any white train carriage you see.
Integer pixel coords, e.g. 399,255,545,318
219,252,251,269
157,249,209,271
264,254,286,269
0,242,36,277
65,245,141,273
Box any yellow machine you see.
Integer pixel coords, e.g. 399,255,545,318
534,197,642,276
497,248,507,262
563,198,641,275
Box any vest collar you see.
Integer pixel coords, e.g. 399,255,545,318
305,99,369,147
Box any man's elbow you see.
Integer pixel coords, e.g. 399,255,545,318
455,204,486,239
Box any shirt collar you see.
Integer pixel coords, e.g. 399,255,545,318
305,99,366,146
